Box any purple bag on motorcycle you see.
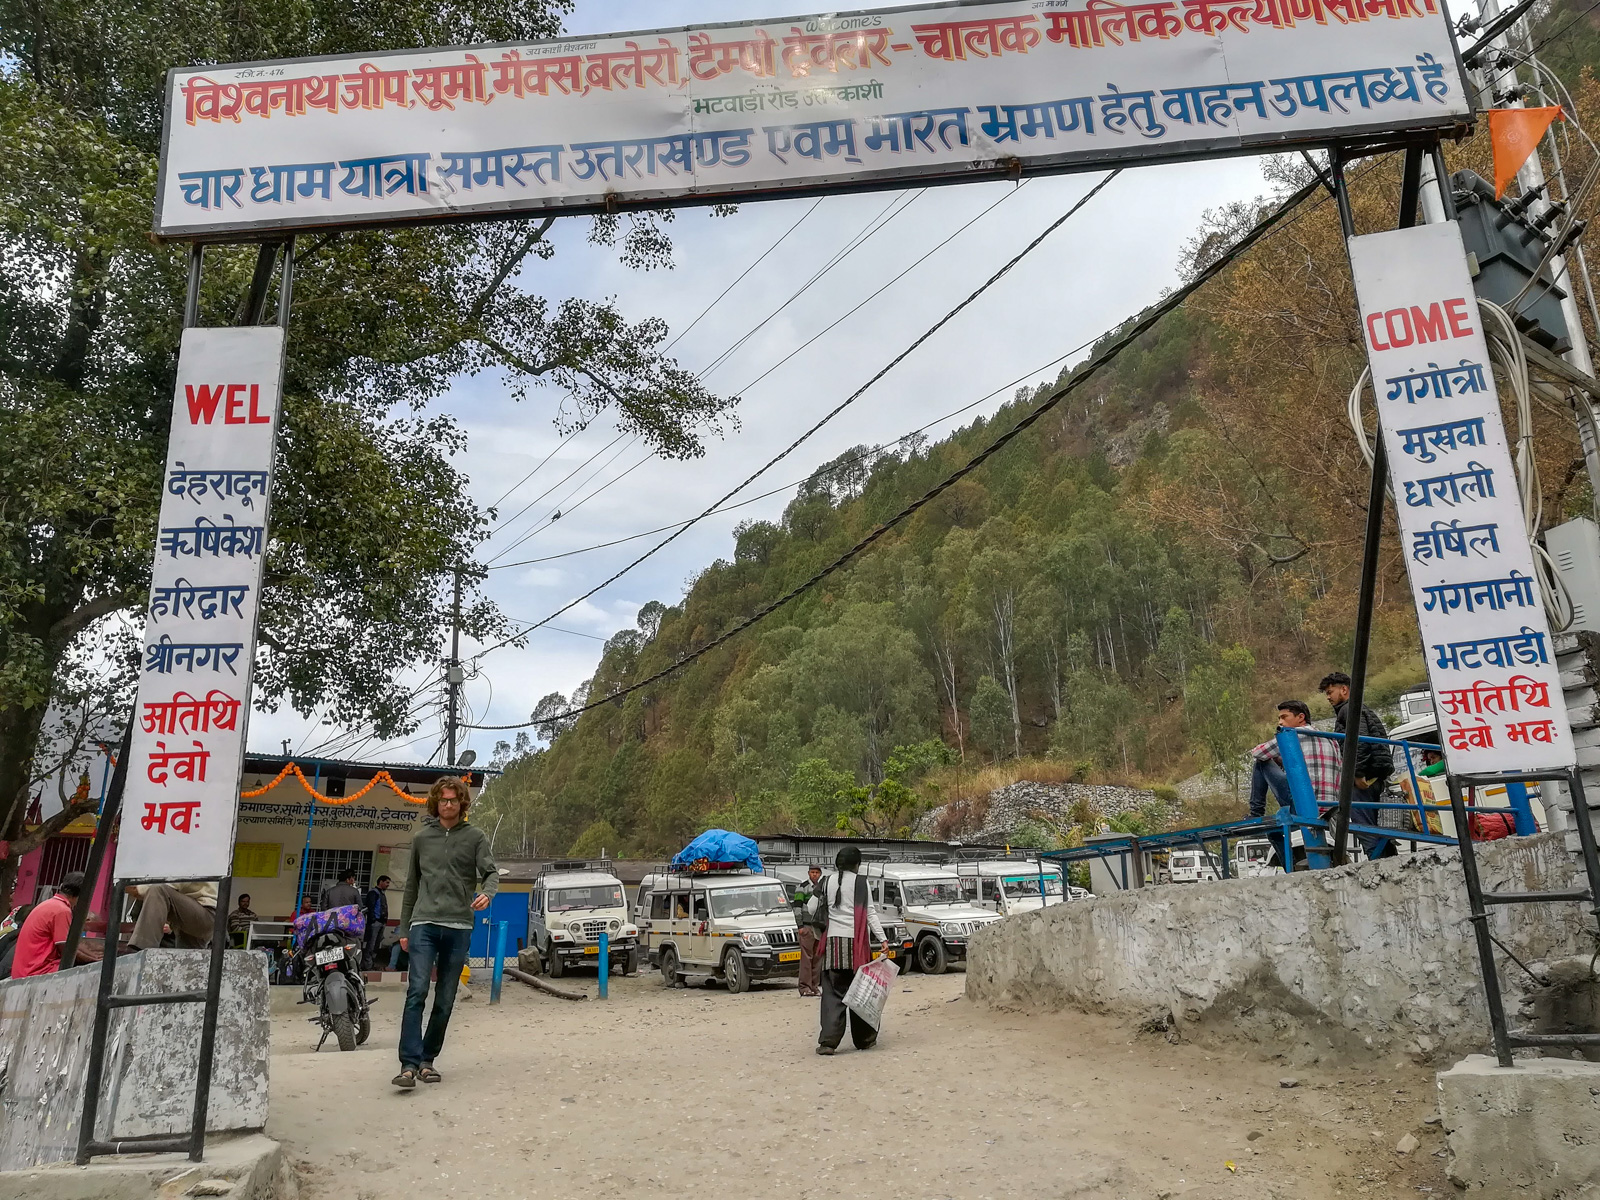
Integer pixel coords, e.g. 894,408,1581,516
293,903,366,949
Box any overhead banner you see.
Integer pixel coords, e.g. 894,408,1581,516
1348,222,1573,776
120,328,286,880
156,0,1470,238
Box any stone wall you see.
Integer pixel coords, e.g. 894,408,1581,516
965,833,1589,1061
0,950,270,1171
917,781,1166,844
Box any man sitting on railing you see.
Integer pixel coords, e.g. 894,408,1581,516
1248,700,1318,819
1320,671,1395,857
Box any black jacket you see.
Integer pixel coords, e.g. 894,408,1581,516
319,881,362,911
1335,699,1393,783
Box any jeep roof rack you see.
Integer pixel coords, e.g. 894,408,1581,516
540,858,615,875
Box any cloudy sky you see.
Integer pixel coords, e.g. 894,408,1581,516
248,0,1270,767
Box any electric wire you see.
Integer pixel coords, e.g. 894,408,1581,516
665,197,826,351
481,428,629,555
1528,0,1600,57
468,170,1122,661
462,173,1317,732
486,432,643,563
696,188,927,378
486,422,586,515
483,342,1095,572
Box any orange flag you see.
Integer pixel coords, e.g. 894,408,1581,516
1489,106,1563,198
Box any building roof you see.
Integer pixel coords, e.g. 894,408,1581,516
240,753,491,788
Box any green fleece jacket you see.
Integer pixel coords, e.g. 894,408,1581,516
399,816,498,931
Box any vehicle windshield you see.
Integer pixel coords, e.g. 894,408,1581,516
708,884,790,919
1000,875,1065,897
549,884,623,912
902,878,966,905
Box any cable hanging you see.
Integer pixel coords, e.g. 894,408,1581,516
463,174,1321,733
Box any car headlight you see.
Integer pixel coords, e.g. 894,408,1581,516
608,919,621,932
568,920,584,934
741,931,768,946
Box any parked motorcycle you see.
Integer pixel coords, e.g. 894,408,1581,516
293,907,372,1052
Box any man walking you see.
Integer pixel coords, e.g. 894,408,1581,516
363,875,390,969
393,777,496,1090
1319,671,1395,857
791,864,826,997
319,868,361,912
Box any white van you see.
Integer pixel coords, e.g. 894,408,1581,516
764,861,914,968
526,860,640,978
1162,849,1222,883
634,870,801,993
954,859,1088,915
862,862,1001,975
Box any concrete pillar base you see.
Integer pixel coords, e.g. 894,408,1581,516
0,1133,293,1200
1439,1053,1600,1196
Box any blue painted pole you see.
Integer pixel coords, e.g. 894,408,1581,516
1504,780,1539,836
1277,728,1332,870
490,921,507,1005
598,931,609,999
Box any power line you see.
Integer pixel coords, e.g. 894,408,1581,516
1529,0,1600,56
481,428,628,555
486,433,643,563
697,188,926,379
484,343,1094,572
463,174,1320,733
468,170,1121,661
486,422,586,514
666,197,826,351
731,179,1030,395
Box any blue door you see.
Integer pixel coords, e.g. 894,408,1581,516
471,891,530,960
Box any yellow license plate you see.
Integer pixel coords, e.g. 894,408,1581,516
583,946,599,955
778,950,800,962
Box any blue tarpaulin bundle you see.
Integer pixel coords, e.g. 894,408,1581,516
671,829,763,874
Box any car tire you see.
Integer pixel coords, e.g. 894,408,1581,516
331,1011,357,1052
549,950,567,979
623,948,640,977
917,935,949,975
659,945,680,988
723,949,748,994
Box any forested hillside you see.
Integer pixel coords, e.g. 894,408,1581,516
478,56,1600,860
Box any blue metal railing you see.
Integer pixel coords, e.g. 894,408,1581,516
1042,727,1542,885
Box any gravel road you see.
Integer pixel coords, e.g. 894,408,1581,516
268,968,1451,1199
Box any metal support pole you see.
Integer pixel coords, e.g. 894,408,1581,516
491,921,507,1004
276,237,296,329
447,570,462,767
62,723,132,966
183,245,204,328
1447,776,1514,1067
189,876,232,1161
1430,143,1459,222
240,244,278,325
76,880,127,1163
294,762,320,913
1397,145,1424,230
597,931,609,999
1329,147,1386,868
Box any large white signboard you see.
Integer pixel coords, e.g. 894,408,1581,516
120,328,286,880
1349,222,1573,776
156,0,1470,238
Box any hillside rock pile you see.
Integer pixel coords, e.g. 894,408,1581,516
919,781,1164,845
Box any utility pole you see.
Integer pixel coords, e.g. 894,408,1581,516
446,568,463,768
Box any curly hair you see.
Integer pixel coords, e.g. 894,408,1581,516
426,776,472,819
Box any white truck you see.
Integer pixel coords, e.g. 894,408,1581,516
954,858,1090,915
525,860,641,978
863,862,1002,975
634,869,803,993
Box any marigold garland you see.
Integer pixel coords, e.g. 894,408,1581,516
240,761,426,805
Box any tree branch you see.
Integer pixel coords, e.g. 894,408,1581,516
3,794,99,861
469,218,556,326
48,591,135,645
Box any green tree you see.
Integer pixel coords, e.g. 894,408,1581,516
0,0,739,903
1185,645,1257,793
568,819,621,859
968,676,1014,762
788,758,853,831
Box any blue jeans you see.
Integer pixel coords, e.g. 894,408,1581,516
398,924,472,1069
1249,758,1292,818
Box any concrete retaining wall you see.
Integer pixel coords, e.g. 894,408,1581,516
0,950,270,1171
965,834,1589,1061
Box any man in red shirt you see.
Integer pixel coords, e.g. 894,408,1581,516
12,872,86,978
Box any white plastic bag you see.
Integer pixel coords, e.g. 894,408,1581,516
842,957,898,1030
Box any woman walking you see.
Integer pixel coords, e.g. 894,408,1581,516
812,846,887,1055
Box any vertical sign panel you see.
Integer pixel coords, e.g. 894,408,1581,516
1349,221,1572,775
120,327,287,880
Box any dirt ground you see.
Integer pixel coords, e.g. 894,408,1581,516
268,967,1454,1199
